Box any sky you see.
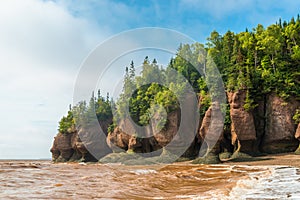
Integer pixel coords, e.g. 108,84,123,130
0,0,300,159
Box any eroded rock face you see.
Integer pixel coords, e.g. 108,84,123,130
295,123,300,140
105,94,199,158
228,90,257,155
50,120,113,162
295,123,300,154
50,132,75,162
261,94,299,153
152,110,180,147
164,93,199,158
128,136,161,154
77,123,112,161
52,89,300,163
252,100,266,154
295,123,300,155
107,117,168,155
192,102,224,164
106,127,131,152
199,102,224,156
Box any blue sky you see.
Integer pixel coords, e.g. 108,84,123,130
57,0,300,42
0,0,300,159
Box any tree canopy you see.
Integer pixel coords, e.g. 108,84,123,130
58,16,300,134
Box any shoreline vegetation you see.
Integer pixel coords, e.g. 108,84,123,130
51,16,300,165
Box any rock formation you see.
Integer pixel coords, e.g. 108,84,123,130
295,123,300,154
51,92,300,163
106,118,163,154
193,102,224,164
152,110,180,147
105,92,199,158
261,94,299,153
227,90,258,157
106,127,131,152
50,132,75,162
51,119,112,162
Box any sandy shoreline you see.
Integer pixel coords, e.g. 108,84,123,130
1,153,300,167
224,153,300,168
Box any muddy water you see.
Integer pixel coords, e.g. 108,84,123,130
0,161,299,199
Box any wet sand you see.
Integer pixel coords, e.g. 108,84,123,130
225,153,300,167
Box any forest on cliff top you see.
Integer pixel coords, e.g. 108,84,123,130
58,16,300,135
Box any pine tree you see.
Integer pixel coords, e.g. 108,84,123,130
129,60,135,79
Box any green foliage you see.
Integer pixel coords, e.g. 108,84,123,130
96,95,113,121
293,109,300,124
243,90,257,111
59,89,113,132
116,57,182,128
208,16,300,107
198,90,211,117
58,110,75,134
107,123,116,134
222,103,231,131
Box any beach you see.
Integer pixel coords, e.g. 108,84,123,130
226,153,300,167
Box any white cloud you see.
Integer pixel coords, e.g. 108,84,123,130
0,0,106,159
57,0,136,32
0,0,105,68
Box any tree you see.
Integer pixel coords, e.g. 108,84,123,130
57,15,300,142
129,60,135,79
58,109,75,134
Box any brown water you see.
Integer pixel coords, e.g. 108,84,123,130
1,160,299,199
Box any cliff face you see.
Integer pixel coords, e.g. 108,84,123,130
261,94,299,153
226,91,299,155
50,132,75,162
152,110,180,147
106,106,199,158
50,131,93,162
227,90,258,155
295,123,300,154
51,119,113,162
295,123,300,140
51,92,300,162
199,103,224,154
